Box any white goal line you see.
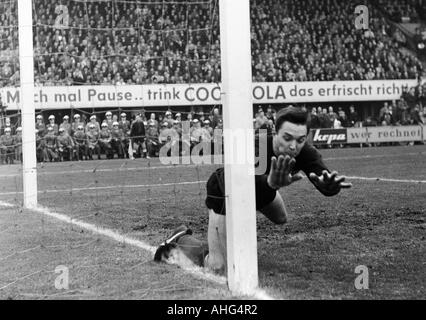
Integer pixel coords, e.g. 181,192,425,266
0,200,274,300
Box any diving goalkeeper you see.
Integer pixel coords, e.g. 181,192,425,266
154,107,352,274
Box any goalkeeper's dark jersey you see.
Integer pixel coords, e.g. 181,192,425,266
205,135,329,215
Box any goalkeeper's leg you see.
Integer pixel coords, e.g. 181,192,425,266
153,210,226,275
154,169,288,274
259,192,288,225
154,225,209,267
202,194,287,275
204,209,227,274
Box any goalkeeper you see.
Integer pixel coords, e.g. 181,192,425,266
154,107,352,273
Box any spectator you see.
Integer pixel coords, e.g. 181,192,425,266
393,28,407,46
403,87,418,110
130,113,147,159
2,117,16,135
328,106,337,120
348,105,359,127
44,127,59,162
71,114,83,135
390,100,398,121
60,115,72,136
363,116,378,127
414,28,426,57
35,115,46,137
57,127,75,161
310,107,320,129
87,123,101,160
410,105,423,124
211,108,222,129
86,115,101,133
379,102,390,119
337,110,349,128
99,122,113,159
421,106,426,124
203,120,213,137
330,113,342,129
119,113,131,135
0,127,15,164
73,124,89,161
46,115,59,135
36,130,48,163
146,120,160,158
397,99,410,125
417,84,426,108
159,121,179,156
1,0,423,85
197,111,206,123
318,108,331,128
165,111,174,127
255,110,268,128
265,106,274,122
380,110,393,126
104,111,114,130
190,119,203,147
111,121,125,159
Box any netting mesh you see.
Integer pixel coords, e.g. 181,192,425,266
32,0,220,86
0,0,18,87
1,0,223,136
0,0,225,299
1,0,426,301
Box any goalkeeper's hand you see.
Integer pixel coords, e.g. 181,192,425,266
267,155,303,190
309,170,352,196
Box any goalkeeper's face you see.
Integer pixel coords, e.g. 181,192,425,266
273,121,307,159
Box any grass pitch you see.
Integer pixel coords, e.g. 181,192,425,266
0,145,425,299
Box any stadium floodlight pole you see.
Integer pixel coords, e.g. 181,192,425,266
18,0,37,208
219,0,258,295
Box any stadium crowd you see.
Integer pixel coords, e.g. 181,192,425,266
251,0,423,82
0,0,424,86
1,94,425,164
0,108,223,164
306,100,425,129
1,0,426,164
375,0,426,23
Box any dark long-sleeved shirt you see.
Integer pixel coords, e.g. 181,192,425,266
206,135,330,215
130,120,146,139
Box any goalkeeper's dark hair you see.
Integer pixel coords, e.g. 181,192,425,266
275,106,311,134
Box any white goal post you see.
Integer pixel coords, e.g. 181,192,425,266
18,0,37,208
15,0,258,295
219,0,259,295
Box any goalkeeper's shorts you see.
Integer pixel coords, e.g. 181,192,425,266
205,167,277,216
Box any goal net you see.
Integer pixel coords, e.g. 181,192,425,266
0,0,258,297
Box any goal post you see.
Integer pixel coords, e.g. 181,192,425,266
219,0,259,295
13,0,258,295
18,0,37,208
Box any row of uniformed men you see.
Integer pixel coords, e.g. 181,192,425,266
33,112,218,162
